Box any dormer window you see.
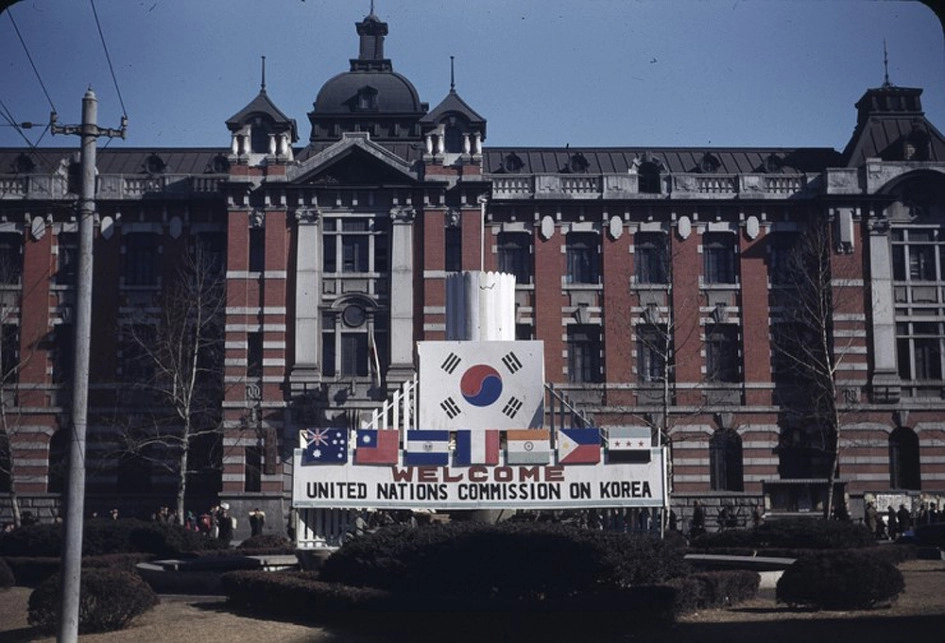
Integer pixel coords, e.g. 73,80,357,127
699,153,720,173
504,152,524,173
13,153,35,174
903,127,930,161
143,154,165,175
638,161,662,194
209,154,230,174
567,152,589,174
250,116,271,154
356,86,378,112
764,154,783,173
444,125,464,153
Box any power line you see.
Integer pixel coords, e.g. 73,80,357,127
89,0,128,118
6,9,56,113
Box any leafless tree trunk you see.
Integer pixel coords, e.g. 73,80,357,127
772,220,861,520
118,243,225,525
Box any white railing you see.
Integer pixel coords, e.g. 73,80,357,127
363,375,418,431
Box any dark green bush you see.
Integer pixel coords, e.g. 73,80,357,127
319,521,688,600
0,519,223,558
4,553,154,588
28,569,158,634
776,550,904,610
236,534,293,552
692,517,875,551
0,556,14,588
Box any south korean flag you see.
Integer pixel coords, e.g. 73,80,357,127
418,340,545,430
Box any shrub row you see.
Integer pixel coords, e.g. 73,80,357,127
913,523,945,548
682,543,918,563
0,556,14,589
319,521,689,600
3,553,152,587
668,570,760,614
776,549,905,610
28,569,158,634
221,569,678,640
0,519,226,558
691,517,876,551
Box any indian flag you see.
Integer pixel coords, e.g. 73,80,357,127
506,429,551,465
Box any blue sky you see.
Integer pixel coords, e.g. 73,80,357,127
1,0,943,151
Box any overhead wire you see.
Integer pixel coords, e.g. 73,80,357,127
89,0,128,119
6,9,57,114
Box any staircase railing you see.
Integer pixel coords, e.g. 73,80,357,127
545,382,595,432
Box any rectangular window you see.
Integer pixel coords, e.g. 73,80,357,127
897,321,944,381
247,332,263,378
0,324,18,384
637,325,667,383
56,232,78,286
634,232,667,284
445,227,462,273
194,231,226,277
892,228,943,283
567,325,602,383
0,233,21,285
497,232,532,284
567,232,600,284
340,333,368,377
122,325,155,382
53,324,74,384
249,228,265,273
244,446,262,492
706,324,740,382
124,232,160,286
703,232,736,284
323,217,380,274
768,232,798,286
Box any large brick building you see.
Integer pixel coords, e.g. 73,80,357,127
1,10,944,534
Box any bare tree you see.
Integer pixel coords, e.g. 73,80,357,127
116,242,226,524
771,219,863,520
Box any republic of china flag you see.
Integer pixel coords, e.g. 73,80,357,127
418,341,545,431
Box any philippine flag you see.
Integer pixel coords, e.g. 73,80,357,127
454,429,500,466
300,428,348,465
506,429,551,465
354,429,400,465
556,427,602,465
404,430,451,466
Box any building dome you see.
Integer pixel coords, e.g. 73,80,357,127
313,70,423,115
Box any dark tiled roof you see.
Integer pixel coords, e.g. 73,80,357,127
423,90,486,131
481,147,842,174
226,90,298,140
0,148,230,176
296,141,426,164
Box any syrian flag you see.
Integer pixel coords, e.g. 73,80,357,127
455,429,500,466
606,426,652,463
404,430,450,466
300,428,348,465
556,427,601,465
354,429,400,465
506,429,551,465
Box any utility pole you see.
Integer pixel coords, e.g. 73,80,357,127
50,88,125,643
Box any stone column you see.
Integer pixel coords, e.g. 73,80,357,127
388,206,415,386
867,214,900,402
293,207,321,379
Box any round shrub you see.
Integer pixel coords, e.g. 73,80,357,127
776,550,904,610
28,569,158,633
0,523,62,557
0,557,15,588
320,521,688,601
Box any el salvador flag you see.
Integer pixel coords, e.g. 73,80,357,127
404,430,450,466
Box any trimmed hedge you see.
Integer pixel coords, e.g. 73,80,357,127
236,534,294,553
319,521,689,599
0,519,225,558
222,569,678,639
913,523,945,549
776,550,905,610
3,553,153,587
28,569,158,634
691,517,876,551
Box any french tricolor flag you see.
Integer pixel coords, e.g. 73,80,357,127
454,430,500,466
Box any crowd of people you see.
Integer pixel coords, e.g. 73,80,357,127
864,500,941,540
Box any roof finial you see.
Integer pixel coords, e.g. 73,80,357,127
450,55,455,92
369,0,375,16
261,55,267,93
883,39,891,88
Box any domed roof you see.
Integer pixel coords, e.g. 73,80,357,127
311,11,425,117
314,69,424,115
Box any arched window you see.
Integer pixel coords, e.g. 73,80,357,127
890,426,921,490
709,428,743,491
47,429,70,494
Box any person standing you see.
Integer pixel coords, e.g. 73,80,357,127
897,503,912,535
249,507,266,537
690,501,705,538
217,503,233,545
886,505,899,540
865,502,878,536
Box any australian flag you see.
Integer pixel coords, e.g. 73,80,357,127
301,428,348,465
